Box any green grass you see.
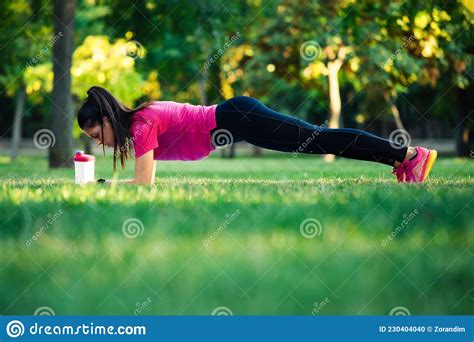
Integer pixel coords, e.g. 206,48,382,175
0,154,473,315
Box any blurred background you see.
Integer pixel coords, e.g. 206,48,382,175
0,0,473,316
0,0,473,164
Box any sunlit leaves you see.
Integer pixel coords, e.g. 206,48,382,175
71,35,144,105
24,63,53,97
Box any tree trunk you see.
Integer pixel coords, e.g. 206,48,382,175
324,58,343,162
11,84,26,160
383,92,405,131
327,61,342,129
49,0,76,168
455,87,471,157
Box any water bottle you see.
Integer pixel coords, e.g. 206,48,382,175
73,150,95,184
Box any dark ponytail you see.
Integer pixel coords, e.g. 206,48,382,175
77,86,153,172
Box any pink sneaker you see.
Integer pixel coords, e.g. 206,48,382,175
403,146,438,182
392,163,406,183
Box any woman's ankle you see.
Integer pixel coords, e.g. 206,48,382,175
404,147,416,161
393,147,416,167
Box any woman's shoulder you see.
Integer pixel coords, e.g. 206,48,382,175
133,99,214,122
130,104,156,131
131,101,175,132
132,102,161,120
134,100,182,115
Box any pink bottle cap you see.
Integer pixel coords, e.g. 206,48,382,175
73,150,95,162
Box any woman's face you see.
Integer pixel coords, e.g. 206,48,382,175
83,117,115,148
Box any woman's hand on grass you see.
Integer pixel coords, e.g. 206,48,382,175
95,151,156,186
96,178,146,185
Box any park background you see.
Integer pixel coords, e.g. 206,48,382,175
0,0,473,316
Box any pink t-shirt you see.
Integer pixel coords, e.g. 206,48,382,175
130,101,218,161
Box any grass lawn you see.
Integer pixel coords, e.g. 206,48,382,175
0,153,473,315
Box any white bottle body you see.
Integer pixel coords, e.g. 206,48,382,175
74,160,95,184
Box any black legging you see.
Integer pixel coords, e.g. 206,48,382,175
210,96,407,166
